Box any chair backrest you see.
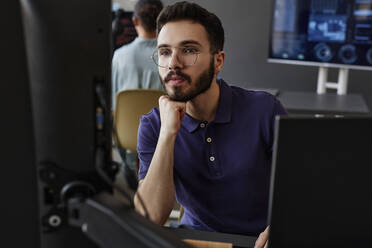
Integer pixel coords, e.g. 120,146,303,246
114,89,164,152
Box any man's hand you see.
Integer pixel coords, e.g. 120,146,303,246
158,95,186,137
254,226,269,248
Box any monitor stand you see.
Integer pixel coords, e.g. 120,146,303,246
317,66,349,95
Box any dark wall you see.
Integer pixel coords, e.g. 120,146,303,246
161,0,372,111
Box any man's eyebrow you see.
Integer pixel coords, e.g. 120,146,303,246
157,44,170,49
179,40,202,47
157,40,202,49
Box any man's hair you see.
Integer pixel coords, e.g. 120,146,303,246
134,0,163,33
156,1,224,53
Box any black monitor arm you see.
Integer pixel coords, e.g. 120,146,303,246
67,192,192,248
38,146,191,248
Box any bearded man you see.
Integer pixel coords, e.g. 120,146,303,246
133,2,287,247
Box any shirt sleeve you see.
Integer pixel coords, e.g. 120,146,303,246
137,109,160,180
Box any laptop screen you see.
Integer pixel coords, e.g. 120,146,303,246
268,115,372,248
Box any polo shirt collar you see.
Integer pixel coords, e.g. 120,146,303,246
182,78,232,133
213,78,232,124
183,114,201,133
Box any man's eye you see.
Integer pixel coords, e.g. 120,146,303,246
183,47,198,54
159,49,171,56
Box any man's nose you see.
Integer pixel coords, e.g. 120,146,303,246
168,51,183,70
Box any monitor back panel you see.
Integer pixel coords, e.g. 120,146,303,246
0,1,39,247
268,116,372,248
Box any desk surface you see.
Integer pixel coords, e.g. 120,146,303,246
164,227,257,248
278,91,369,114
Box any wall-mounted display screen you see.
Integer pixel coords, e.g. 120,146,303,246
268,0,372,70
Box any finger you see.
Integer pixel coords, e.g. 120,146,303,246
158,95,169,106
159,95,166,103
173,102,186,113
254,227,269,248
176,105,185,116
254,233,265,248
180,109,185,121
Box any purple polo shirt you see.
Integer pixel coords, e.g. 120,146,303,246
137,79,287,236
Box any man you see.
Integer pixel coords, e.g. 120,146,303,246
134,2,287,247
111,0,163,109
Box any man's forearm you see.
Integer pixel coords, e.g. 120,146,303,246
134,132,176,225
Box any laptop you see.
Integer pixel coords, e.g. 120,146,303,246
268,115,372,248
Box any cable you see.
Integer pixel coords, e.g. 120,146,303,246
111,125,150,219
95,83,150,219
95,147,134,208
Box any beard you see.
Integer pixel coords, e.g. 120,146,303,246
160,58,215,102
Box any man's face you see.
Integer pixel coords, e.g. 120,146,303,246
157,20,216,102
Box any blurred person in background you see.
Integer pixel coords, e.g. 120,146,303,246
112,8,137,52
112,0,164,109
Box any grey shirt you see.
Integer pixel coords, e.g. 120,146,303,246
112,37,163,109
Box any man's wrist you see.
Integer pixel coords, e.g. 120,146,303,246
159,128,178,141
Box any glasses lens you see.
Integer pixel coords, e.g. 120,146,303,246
152,51,161,67
182,53,198,66
152,49,198,67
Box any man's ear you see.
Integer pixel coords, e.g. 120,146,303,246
132,16,139,26
214,51,225,75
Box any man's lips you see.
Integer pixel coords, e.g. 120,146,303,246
164,71,191,85
166,77,186,85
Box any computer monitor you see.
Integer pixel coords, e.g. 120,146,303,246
268,115,372,247
268,0,372,70
20,0,113,246
1,1,39,247
7,0,190,247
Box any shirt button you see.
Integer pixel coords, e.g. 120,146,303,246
200,123,205,128
209,156,215,162
206,137,212,143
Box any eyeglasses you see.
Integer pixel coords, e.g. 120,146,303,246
152,46,201,68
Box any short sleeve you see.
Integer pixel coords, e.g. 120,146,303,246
137,108,161,180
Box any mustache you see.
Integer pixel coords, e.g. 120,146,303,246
164,71,191,83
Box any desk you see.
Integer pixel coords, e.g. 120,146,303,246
164,227,257,248
277,91,369,115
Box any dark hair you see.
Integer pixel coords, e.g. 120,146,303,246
156,1,224,53
134,0,163,33
112,9,137,51
113,8,126,20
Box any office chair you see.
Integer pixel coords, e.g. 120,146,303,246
113,89,184,223
113,89,164,153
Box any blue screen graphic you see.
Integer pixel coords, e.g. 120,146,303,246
269,0,372,67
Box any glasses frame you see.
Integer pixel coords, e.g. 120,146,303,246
151,47,201,68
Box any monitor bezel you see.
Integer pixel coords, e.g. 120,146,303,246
267,58,372,71
267,0,372,71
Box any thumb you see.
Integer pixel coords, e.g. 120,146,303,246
254,226,269,248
